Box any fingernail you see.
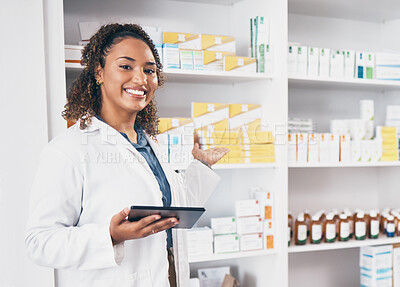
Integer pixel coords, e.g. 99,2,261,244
154,215,161,220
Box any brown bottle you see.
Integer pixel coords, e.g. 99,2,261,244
288,212,293,246
338,214,350,241
387,215,395,237
310,215,322,244
324,213,336,243
295,214,307,245
304,210,311,237
355,212,366,240
345,211,354,239
368,210,379,239
332,209,340,237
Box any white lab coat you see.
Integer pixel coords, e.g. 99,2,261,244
25,117,220,287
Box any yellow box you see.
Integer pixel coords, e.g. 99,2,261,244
242,147,275,157
242,156,275,163
192,102,229,118
201,144,241,151
242,131,274,144
204,50,235,65
158,118,194,134
224,56,257,73
195,119,229,137
216,156,243,164
230,118,262,133
229,104,262,118
241,144,275,152
376,126,397,139
199,137,240,145
382,150,399,161
163,32,235,52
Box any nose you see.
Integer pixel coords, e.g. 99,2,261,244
132,68,147,85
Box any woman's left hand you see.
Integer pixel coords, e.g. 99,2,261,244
192,143,229,166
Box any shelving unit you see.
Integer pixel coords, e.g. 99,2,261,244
289,237,400,254
288,162,400,168
172,162,276,171
288,1,400,286
189,249,276,263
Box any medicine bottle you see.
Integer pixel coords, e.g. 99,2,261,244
304,210,311,236
369,210,379,239
288,212,293,246
345,211,354,239
397,215,400,236
332,209,340,237
295,214,307,245
310,215,322,244
387,215,395,237
355,212,366,240
381,213,388,234
324,213,336,243
338,214,350,242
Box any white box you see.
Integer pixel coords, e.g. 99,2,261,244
319,133,330,163
169,134,182,164
237,216,263,234
288,45,298,75
365,120,374,140
361,140,373,162
240,233,263,251
188,242,213,257
180,50,194,70
393,245,400,287
198,266,231,287
319,48,330,77
264,220,275,235
365,52,375,79
340,134,351,162
265,44,274,75
308,133,318,163
288,133,297,163
330,119,347,134
214,234,240,253
187,227,213,243
193,50,204,71
64,45,83,63
360,245,393,270
344,50,355,79
351,141,362,162
251,189,274,220
162,43,180,69
235,200,260,217
329,134,340,163
350,119,366,141
189,278,200,287
297,46,308,76
361,100,374,121
371,139,382,162
356,52,366,79
330,50,344,78
297,133,308,163
211,217,236,235
308,47,319,76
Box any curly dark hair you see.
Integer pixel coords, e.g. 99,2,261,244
62,23,164,136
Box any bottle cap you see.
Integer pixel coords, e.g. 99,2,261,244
370,210,377,217
312,215,320,221
326,213,334,220
357,212,365,218
388,215,394,221
339,214,347,220
297,215,305,221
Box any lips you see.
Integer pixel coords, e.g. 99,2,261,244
124,88,146,98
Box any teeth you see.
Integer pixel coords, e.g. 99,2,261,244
125,89,145,96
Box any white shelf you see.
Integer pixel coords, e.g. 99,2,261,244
65,63,272,83
289,237,400,254
289,75,400,91
169,0,243,6
289,161,400,168
288,0,400,23
171,162,276,171
189,249,277,263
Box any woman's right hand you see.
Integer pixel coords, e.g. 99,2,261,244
109,207,179,245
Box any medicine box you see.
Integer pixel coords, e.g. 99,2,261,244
251,189,274,219
263,232,274,249
195,119,229,139
214,234,240,254
162,43,179,69
211,217,236,235
297,46,308,76
229,118,261,134
360,245,393,271
361,140,373,162
193,50,204,70
340,134,351,162
235,199,260,217
224,56,257,73
319,133,330,163
350,119,366,141
355,52,366,79
344,50,355,79
360,100,374,121
65,45,83,64
203,50,235,71
329,134,340,163
330,50,344,78
308,133,318,163
237,216,263,234
365,52,375,79
319,48,330,77
158,118,194,135
288,133,297,163
351,141,362,162
187,227,214,243
240,233,263,251
229,104,262,119
297,133,308,163
288,45,298,75
308,47,319,76
180,50,194,70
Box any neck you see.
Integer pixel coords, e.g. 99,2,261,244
99,109,138,143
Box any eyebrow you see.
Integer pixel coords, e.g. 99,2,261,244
117,56,156,66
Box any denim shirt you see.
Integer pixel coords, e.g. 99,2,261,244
95,115,173,248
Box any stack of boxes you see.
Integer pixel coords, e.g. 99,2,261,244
376,126,399,161
250,16,274,74
162,32,257,73
156,118,194,164
360,245,393,287
186,227,213,260
193,102,275,164
288,118,316,134
376,53,400,81
288,44,376,80
187,188,274,257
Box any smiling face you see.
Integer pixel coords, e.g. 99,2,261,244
96,37,158,122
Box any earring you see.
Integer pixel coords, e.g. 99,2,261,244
96,79,102,85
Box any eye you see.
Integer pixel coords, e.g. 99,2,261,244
145,69,156,75
120,65,132,70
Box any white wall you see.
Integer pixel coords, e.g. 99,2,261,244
0,0,54,286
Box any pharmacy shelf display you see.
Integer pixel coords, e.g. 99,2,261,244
65,63,272,84
189,248,277,263
171,162,276,171
289,237,400,253
288,162,400,168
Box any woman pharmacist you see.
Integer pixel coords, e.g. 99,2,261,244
25,23,228,287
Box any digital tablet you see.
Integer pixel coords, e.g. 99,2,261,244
128,205,205,229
